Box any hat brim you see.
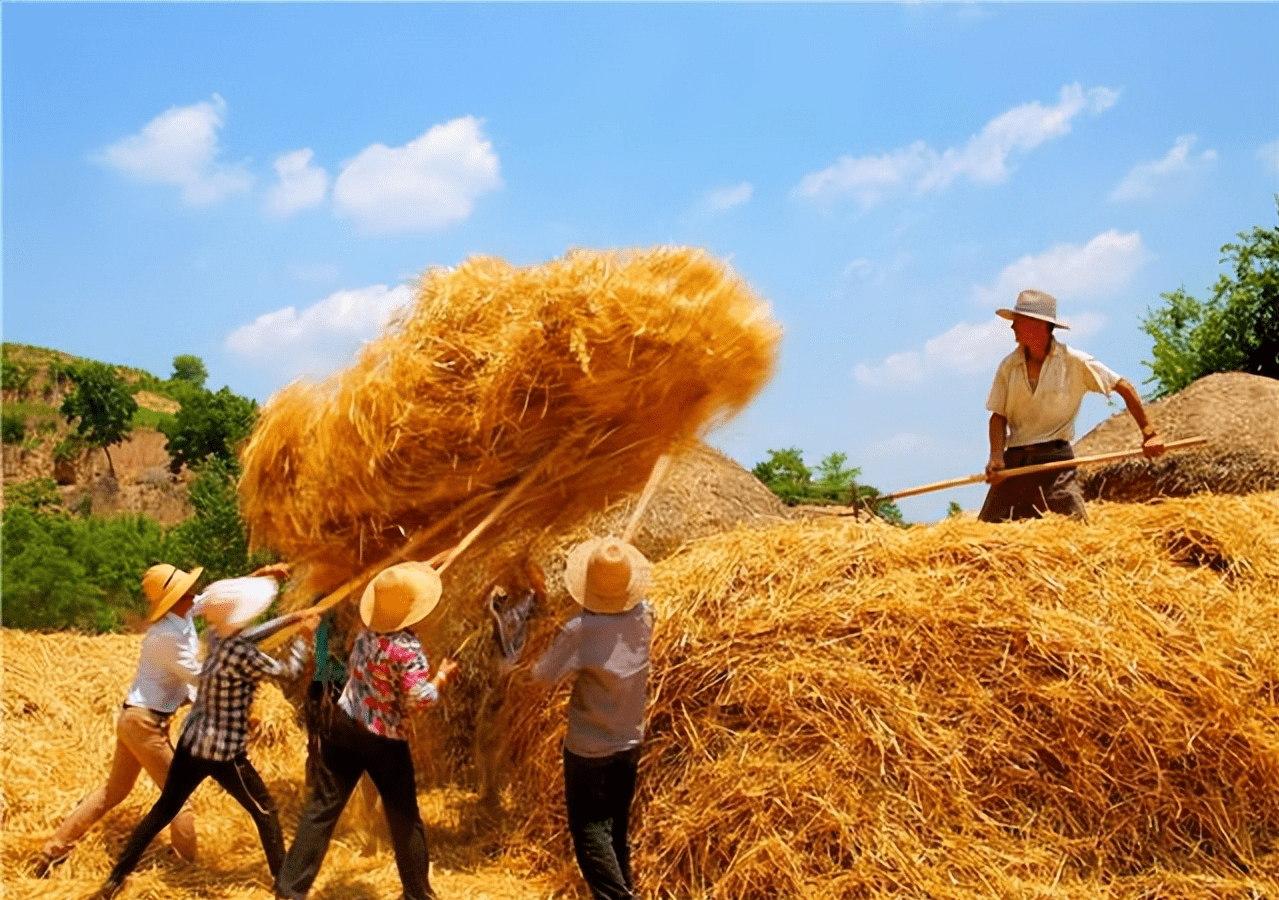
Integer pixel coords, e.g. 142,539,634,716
996,308,1069,329
359,562,443,632
565,538,651,614
146,566,204,623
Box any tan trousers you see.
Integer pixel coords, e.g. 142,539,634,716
42,705,197,861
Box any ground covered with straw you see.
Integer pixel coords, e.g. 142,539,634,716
6,492,1279,899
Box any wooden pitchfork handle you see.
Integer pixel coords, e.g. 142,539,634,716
881,436,1208,502
259,434,575,651
621,453,672,543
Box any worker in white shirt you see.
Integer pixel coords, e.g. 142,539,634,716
35,563,204,877
980,289,1166,523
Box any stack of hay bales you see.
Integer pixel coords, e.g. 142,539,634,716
1076,372,1279,502
495,491,1279,899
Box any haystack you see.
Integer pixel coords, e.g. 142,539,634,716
6,493,1279,899
495,491,1279,899
238,247,780,603
403,440,794,792
1076,372,1279,502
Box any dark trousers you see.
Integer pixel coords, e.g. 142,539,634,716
564,746,642,900
978,439,1088,523
275,709,433,900
107,743,283,885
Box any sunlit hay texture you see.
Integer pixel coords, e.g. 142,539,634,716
398,441,796,792
499,492,1279,900
0,631,545,900
238,247,780,599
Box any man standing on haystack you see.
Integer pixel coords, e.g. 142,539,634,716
35,563,203,877
534,537,654,900
980,289,1166,523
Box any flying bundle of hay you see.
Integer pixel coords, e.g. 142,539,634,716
239,247,780,599
494,491,1279,899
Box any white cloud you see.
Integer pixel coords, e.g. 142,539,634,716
705,182,753,211
332,116,501,233
973,230,1149,306
796,83,1117,207
854,318,1009,388
853,311,1108,390
95,94,252,205
225,284,413,380
1257,139,1279,177
855,229,1136,390
1109,135,1217,203
267,148,329,217
796,142,936,210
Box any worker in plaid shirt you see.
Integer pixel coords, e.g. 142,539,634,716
96,564,319,900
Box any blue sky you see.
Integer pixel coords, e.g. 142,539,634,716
4,2,1277,522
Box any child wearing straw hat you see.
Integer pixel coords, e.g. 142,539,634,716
94,565,319,900
980,289,1166,522
534,537,654,900
274,561,458,900
35,563,204,877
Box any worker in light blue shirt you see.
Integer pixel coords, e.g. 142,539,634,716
534,537,654,900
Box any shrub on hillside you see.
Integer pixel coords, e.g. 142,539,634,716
1,412,25,445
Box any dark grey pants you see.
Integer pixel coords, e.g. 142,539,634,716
979,439,1087,523
564,746,642,900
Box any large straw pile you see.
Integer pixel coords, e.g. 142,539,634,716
1076,373,1279,502
238,247,780,599
494,491,1279,899
9,494,1279,899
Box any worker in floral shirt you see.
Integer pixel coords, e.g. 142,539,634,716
274,561,457,900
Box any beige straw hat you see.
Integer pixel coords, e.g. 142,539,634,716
996,289,1070,329
565,537,651,615
142,564,204,623
360,562,444,633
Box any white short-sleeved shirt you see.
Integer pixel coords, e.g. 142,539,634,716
986,340,1122,447
125,611,201,714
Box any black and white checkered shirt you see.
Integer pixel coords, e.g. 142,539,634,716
179,629,307,761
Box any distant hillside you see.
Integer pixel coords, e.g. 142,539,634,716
1,342,195,523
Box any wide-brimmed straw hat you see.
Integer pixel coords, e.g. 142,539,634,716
565,537,651,615
142,564,204,623
196,577,279,635
996,289,1070,329
360,562,443,633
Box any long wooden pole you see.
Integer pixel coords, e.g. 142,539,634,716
881,436,1207,502
260,434,577,650
621,453,672,543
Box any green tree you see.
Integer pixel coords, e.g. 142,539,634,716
751,447,813,505
752,447,905,524
0,506,164,632
1141,202,1279,398
59,361,138,478
170,354,209,389
164,456,272,581
160,386,258,473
